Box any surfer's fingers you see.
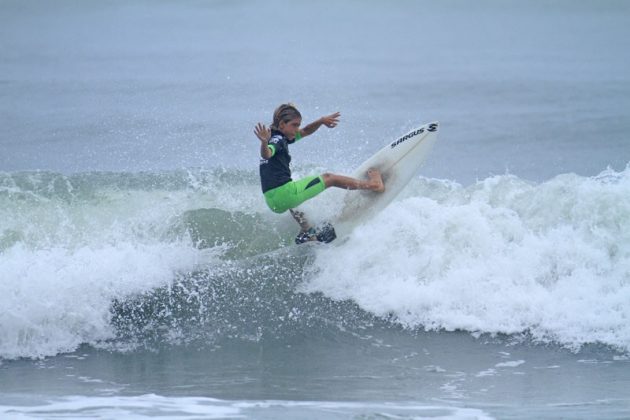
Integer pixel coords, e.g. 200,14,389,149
255,124,271,142
254,124,266,139
254,123,267,134
323,112,340,127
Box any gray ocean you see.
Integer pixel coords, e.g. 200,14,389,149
1,1,629,419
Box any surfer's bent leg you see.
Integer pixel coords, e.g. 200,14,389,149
321,168,384,192
263,175,327,215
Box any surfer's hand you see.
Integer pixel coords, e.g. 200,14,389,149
254,123,271,142
320,112,340,128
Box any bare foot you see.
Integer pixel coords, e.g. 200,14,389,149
367,168,385,192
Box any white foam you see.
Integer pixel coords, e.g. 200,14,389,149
0,241,207,360
0,394,242,419
0,173,232,359
304,167,630,352
0,395,494,420
495,360,525,368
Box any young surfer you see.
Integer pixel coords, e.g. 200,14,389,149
255,103,384,243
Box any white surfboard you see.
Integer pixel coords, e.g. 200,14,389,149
332,121,439,237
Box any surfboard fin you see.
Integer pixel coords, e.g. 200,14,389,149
294,223,336,244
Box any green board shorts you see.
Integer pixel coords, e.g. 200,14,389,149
264,175,326,213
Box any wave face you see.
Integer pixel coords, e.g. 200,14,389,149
1,167,629,359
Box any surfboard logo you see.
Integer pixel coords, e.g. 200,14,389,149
390,123,438,149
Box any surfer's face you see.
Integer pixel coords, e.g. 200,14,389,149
279,118,301,140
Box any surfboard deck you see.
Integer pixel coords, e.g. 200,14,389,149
297,121,439,244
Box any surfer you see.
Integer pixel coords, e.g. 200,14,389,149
255,103,384,243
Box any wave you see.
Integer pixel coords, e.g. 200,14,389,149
1,166,629,359
305,166,630,352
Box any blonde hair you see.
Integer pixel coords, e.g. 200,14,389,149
271,103,302,130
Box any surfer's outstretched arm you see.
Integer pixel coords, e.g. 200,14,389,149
299,112,340,138
322,168,384,192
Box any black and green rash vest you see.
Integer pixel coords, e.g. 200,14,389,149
259,129,300,193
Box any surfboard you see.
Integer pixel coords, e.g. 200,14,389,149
295,121,439,244
333,121,439,238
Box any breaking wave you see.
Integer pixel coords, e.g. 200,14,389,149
1,166,629,359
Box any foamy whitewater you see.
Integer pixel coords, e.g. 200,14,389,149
2,167,629,360
2,0,630,418
307,168,630,351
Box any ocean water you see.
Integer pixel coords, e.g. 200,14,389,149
1,0,630,419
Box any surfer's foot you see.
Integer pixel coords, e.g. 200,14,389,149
295,223,337,244
367,168,385,192
295,227,318,244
